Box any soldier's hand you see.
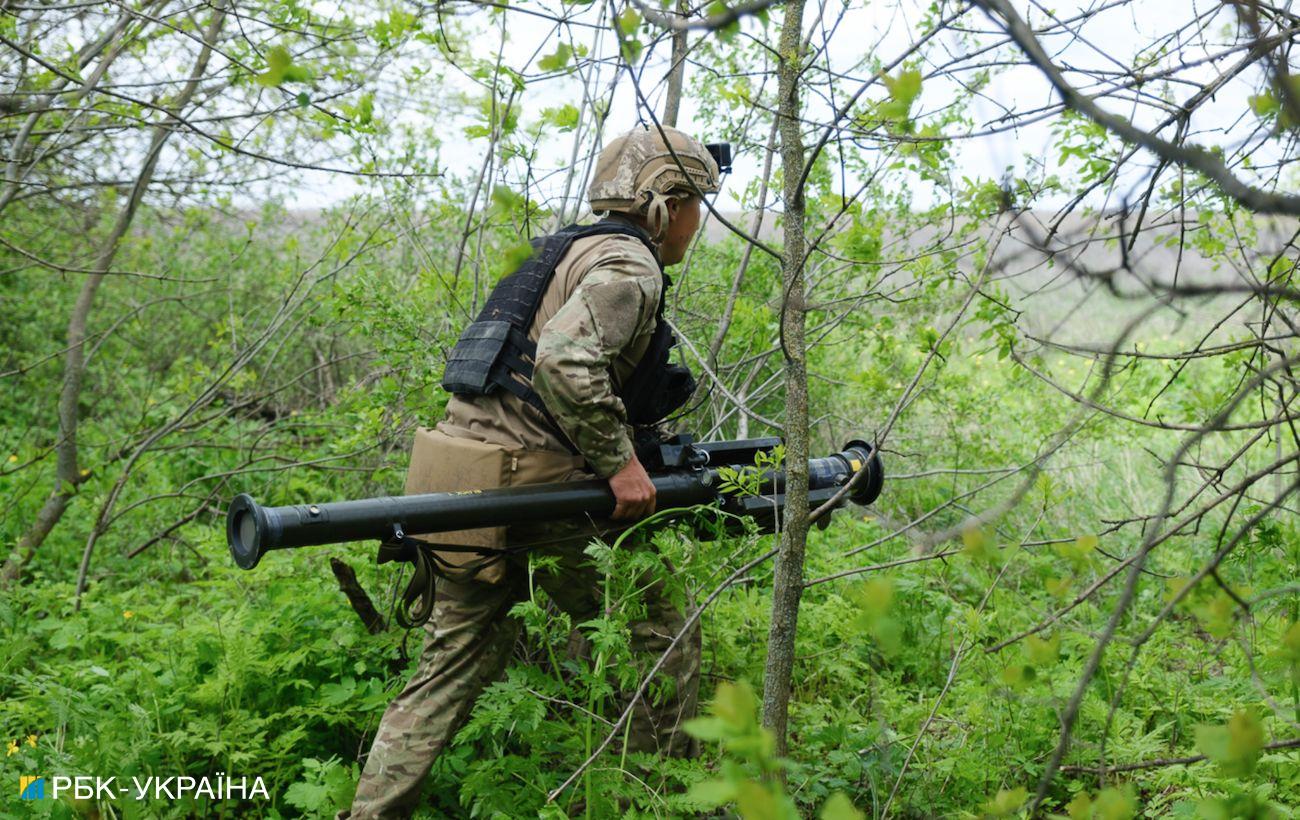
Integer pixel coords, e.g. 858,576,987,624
609,454,656,520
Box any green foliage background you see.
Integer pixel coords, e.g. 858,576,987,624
3,1,1300,818
4,190,1299,818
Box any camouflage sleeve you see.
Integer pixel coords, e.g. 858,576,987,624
533,253,661,478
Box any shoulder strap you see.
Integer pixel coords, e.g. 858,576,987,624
442,220,661,457
475,220,659,331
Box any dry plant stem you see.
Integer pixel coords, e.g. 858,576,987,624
546,546,779,803
974,0,1300,216
1061,737,1300,775
881,508,1042,818
1028,351,1300,812
1097,479,1300,778
759,0,810,759
330,557,388,635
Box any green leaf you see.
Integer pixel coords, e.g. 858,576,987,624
1092,787,1137,820
1193,591,1236,638
1025,632,1060,666
683,715,730,742
256,45,313,87
981,786,1027,816
736,780,781,820
684,778,737,808
1000,664,1033,690
1249,93,1279,117
856,578,893,620
875,69,923,128
618,8,641,34
542,103,580,131
1066,787,1137,820
1055,533,1098,565
1196,710,1265,777
820,792,866,820
283,780,329,811
1280,620,1300,656
961,525,989,559
354,93,374,124
538,43,573,72
713,680,759,731
257,45,291,86
884,68,923,107
621,36,644,63
616,9,643,61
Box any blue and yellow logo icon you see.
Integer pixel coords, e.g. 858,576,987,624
19,776,45,799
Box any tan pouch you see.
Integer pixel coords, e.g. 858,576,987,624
404,427,587,583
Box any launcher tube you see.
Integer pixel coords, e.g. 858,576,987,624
228,443,881,569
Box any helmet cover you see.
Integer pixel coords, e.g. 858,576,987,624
587,125,721,237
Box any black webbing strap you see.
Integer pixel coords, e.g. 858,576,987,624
377,534,515,629
494,347,580,454
486,222,657,455
474,220,655,328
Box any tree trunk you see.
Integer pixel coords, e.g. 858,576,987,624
662,0,688,127
760,0,809,760
69,3,228,603
1,2,227,589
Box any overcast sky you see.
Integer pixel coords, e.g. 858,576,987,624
289,0,1266,220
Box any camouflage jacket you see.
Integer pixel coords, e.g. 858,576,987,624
439,222,662,478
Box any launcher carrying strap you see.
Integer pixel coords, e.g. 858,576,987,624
376,526,513,629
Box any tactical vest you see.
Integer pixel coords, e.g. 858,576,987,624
441,220,697,448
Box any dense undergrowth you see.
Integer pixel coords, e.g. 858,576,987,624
4,199,1300,819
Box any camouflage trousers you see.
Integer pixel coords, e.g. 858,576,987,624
342,521,702,819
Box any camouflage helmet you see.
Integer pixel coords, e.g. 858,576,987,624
587,125,721,239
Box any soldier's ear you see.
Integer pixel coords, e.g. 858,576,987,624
664,194,693,219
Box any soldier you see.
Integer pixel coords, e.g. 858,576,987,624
343,124,723,819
